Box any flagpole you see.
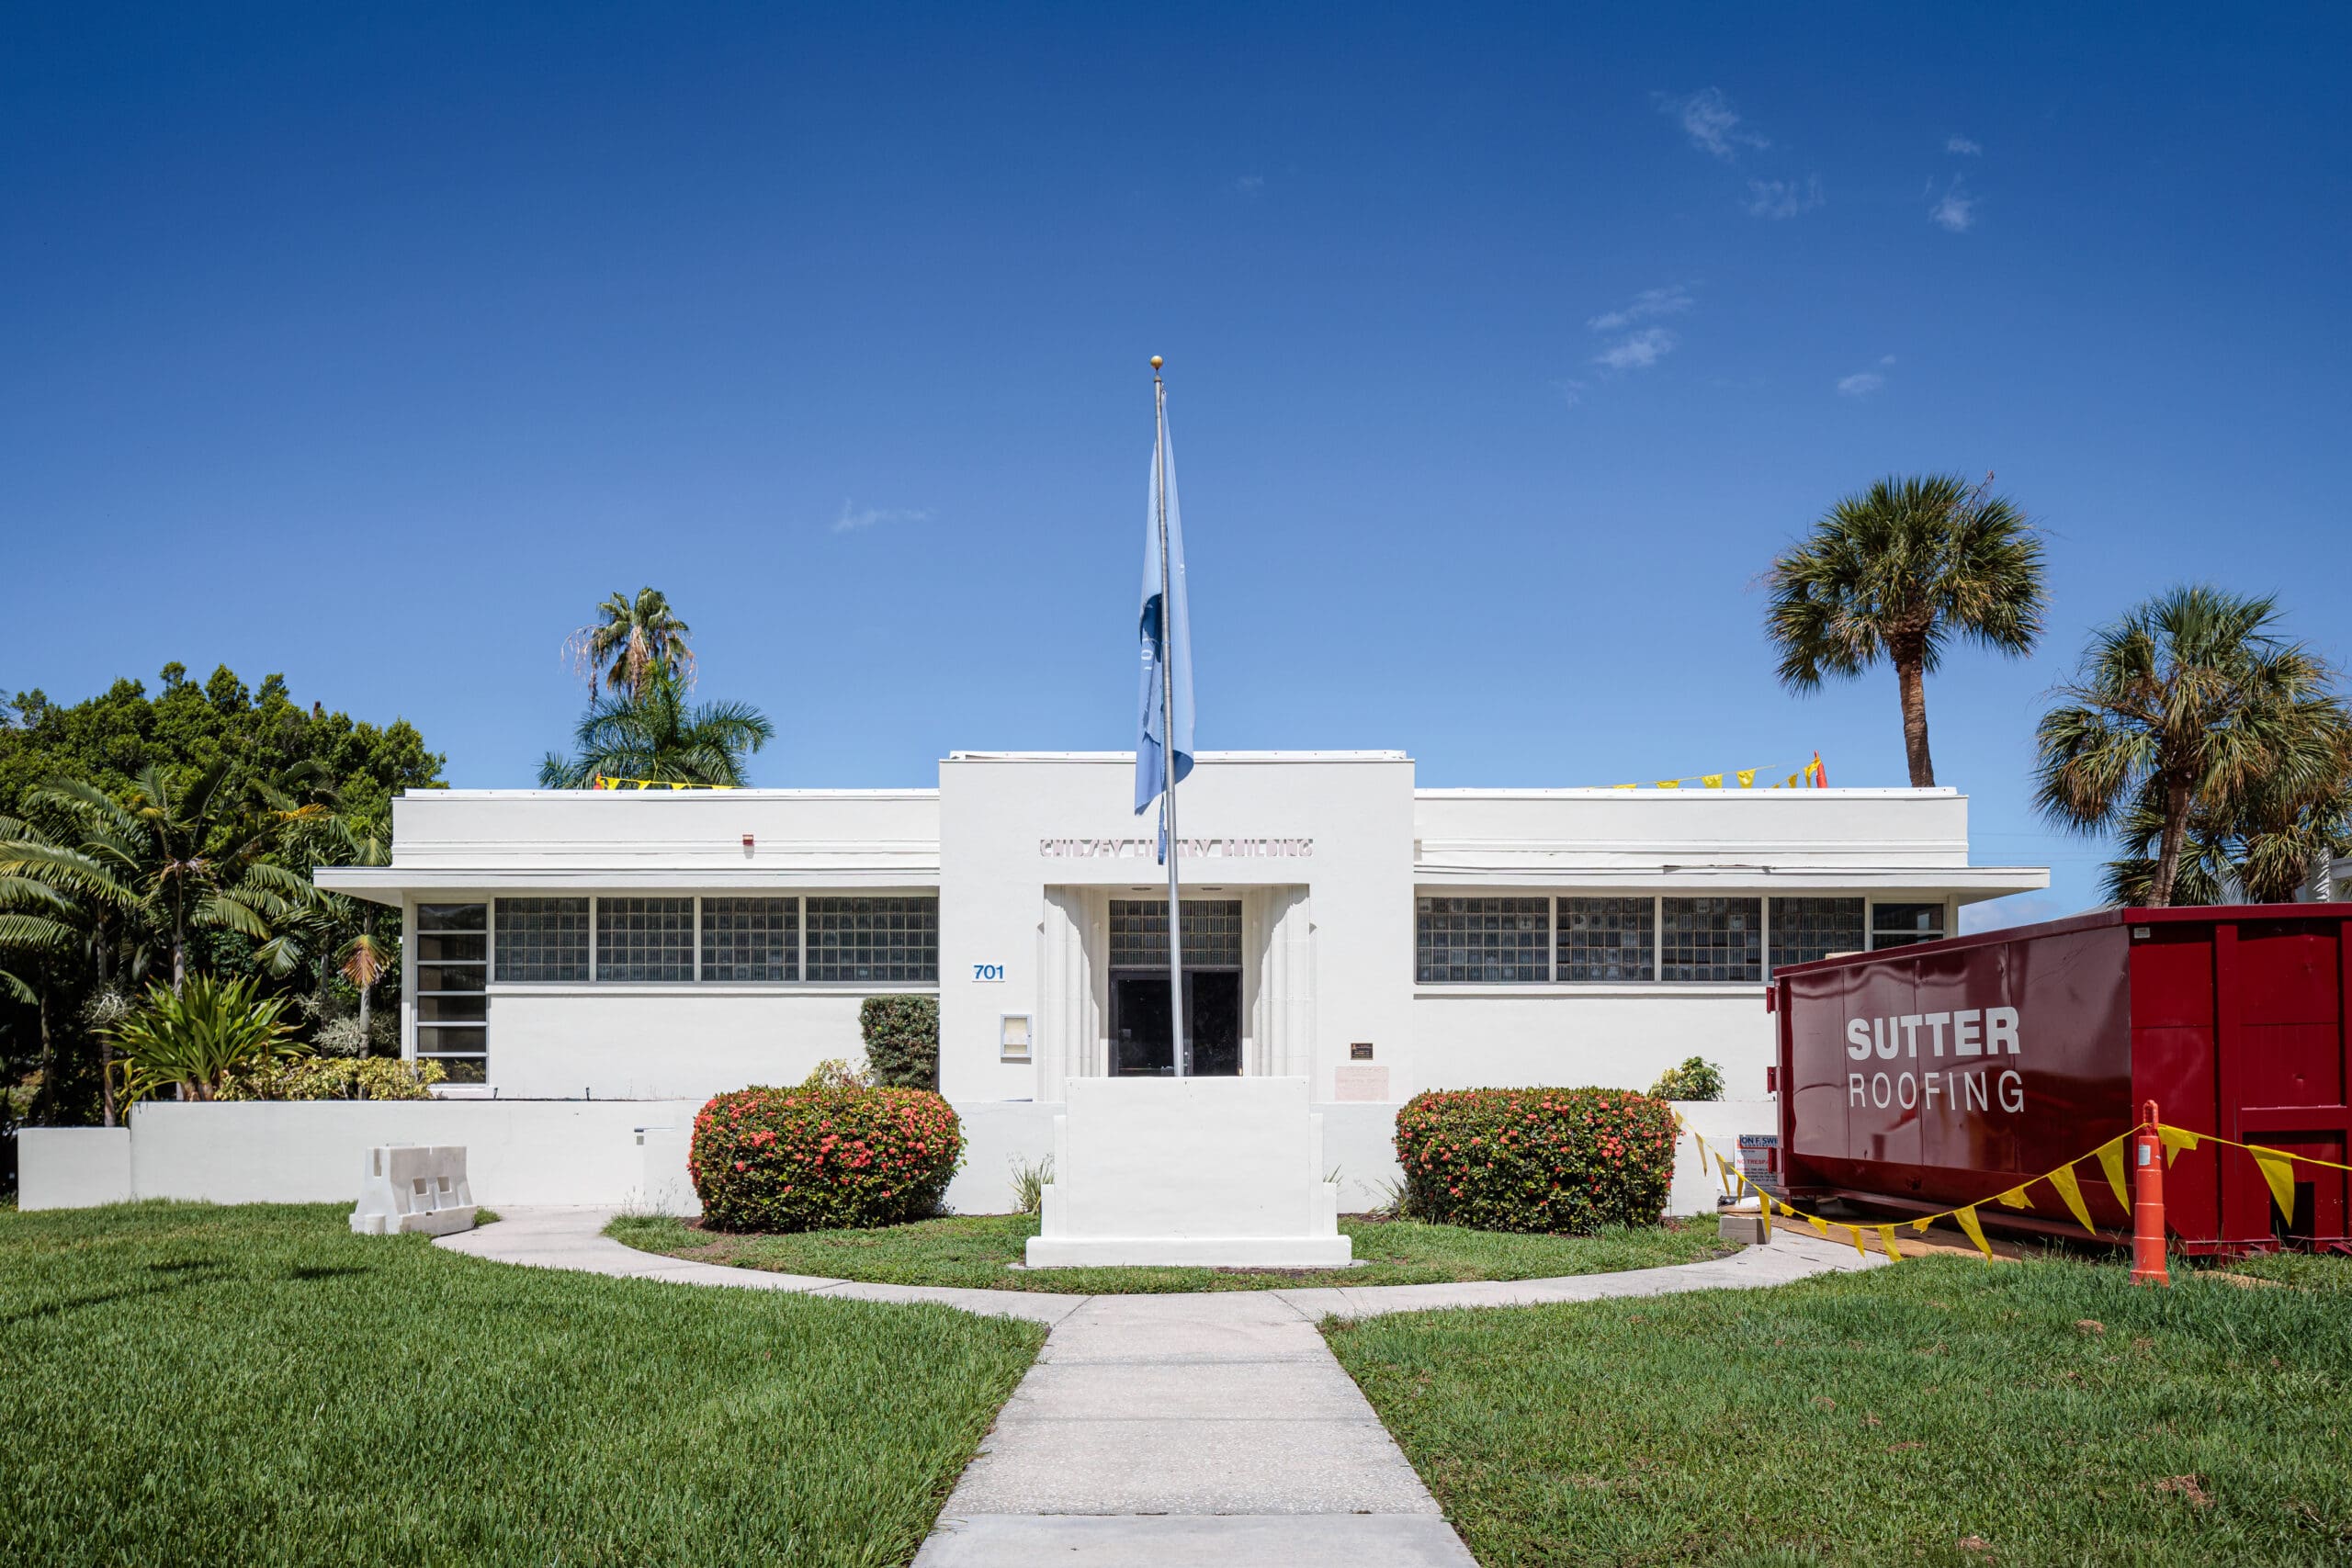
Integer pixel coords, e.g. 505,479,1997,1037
1153,355,1185,1077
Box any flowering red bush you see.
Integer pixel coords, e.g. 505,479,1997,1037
691,1084,965,1232
1394,1087,1678,1234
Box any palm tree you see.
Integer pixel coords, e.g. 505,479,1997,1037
337,931,393,1046
6,760,329,994
2098,750,2352,907
539,670,774,787
2036,586,2352,908
566,587,694,699
0,829,96,1120
0,805,144,1124
1766,474,2047,786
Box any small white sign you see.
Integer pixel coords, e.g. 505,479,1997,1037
971,963,1006,983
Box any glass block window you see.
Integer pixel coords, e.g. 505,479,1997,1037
414,902,487,1081
1770,897,1866,972
1417,897,1550,984
1558,897,1655,982
493,897,589,982
807,897,938,983
1107,900,1245,968
596,897,695,982
1871,901,1948,951
1660,897,1762,983
701,897,798,982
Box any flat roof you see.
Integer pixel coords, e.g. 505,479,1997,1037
403,788,939,800
945,750,1412,763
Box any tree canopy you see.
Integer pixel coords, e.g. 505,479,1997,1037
1765,474,2046,787
0,666,442,1133
1,663,442,831
2035,586,2352,907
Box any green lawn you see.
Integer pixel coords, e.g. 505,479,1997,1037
1324,1252,2352,1566
0,1202,1043,1568
607,1210,1739,1293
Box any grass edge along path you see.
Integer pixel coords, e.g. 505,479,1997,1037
1,1202,1044,1568
1324,1252,2352,1566
606,1209,1740,1293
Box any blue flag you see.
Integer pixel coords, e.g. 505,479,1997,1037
1135,391,1195,820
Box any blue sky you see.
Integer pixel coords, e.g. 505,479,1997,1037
6,5,2348,926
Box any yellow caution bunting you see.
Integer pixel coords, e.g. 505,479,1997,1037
2046,1164,2097,1234
590,774,738,791
1675,1116,2352,1270
1610,754,1827,790
2250,1147,2299,1221
1952,1205,1993,1260
2094,1137,2133,1216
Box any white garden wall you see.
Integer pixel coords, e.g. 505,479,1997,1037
17,1127,133,1210
18,1094,1768,1229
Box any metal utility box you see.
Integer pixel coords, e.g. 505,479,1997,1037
1773,906,2352,1256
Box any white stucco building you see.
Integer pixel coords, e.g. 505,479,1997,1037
317,751,2046,1111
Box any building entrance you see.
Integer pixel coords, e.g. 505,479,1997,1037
1104,897,1244,1077
1110,968,1240,1076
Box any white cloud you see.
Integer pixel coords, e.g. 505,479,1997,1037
1593,327,1677,370
1946,134,1983,155
1232,174,1264,194
1654,87,1768,161
831,500,933,534
1837,371,1885,397
1929,177,1976,232
1743,174,1824,219
1586,285,1692,333
1879,354,1897,366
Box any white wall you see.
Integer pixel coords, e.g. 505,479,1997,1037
1415,990,1775,1100
376,788,942,881
20,1094,1764,1227
17,1127,133,1210
484,988,884,1100
126,1100,703,1207
1413,787,1976,875
937,752,1417,1103
302,761,2041,1112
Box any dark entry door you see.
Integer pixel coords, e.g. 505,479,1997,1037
1110,969,1241,1077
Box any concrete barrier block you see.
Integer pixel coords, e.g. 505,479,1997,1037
351,1144,477,1236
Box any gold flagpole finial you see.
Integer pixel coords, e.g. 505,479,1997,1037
1149,355,1163,371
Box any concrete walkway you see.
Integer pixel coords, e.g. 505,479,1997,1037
439,1211,1880,1566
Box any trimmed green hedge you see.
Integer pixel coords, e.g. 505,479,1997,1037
1394,1088,1678,1234
860,996,939,1089
692,1083,964,1232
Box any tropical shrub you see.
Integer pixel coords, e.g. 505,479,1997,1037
692,1081,964,1232
1394,1087,1679,1234
107,976,300,1103
860,996,940,1089
1649,1056,1724,1101
356,1056,447,1100
1008,1152,1053,1216
219,1055,447,1101
219,1057,354,1101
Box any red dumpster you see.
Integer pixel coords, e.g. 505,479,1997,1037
1773,905,2352,1256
